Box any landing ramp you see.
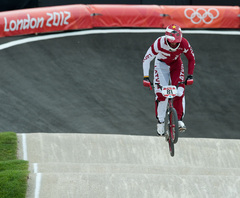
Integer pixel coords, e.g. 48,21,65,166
18,133,240,198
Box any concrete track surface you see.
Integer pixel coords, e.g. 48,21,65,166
0,29,239,197
18,133,240,198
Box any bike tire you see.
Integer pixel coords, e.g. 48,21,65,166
169,107,179,144
165,109,175,157
168,135,174,157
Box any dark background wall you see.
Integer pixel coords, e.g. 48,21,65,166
38,0,240,7
191,0,239,6
0,0,38,11
0,0,239,11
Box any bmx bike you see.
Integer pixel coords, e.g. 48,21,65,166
150,79,193,157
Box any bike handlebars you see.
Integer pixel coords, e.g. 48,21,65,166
149,79,194,90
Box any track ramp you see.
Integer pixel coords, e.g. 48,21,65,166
18,133,240,198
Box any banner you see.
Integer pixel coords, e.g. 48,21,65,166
90,5,239,29
90,5,164,28
0,4,239,38
160,6,240,29
0,5,92,37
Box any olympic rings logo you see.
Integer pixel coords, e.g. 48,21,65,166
184,8,219,24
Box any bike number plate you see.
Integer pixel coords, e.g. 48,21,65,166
162,86,177,98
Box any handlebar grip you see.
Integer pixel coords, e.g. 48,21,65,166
143,80,152,90
186,79,194,85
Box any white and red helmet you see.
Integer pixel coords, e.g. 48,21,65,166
165,24,182,51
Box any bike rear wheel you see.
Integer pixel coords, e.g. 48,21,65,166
169,107,179,144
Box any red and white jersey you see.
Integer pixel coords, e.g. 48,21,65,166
143,36,195,77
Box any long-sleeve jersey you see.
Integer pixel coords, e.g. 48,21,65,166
143,36,195,77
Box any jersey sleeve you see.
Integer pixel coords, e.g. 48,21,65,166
182,38,195,75
142,37,160,77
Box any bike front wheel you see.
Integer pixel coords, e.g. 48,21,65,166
168,135,174,157
169,107,179,144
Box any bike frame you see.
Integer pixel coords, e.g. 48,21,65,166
167,98,176,141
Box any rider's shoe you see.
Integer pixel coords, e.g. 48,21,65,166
157,122,165,136
178,120,186,132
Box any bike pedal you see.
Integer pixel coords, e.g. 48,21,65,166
179,128,186,132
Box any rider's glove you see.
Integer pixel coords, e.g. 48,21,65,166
143,76,152,90
185,75,193,85
177,87,184,97
143,77,151,87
